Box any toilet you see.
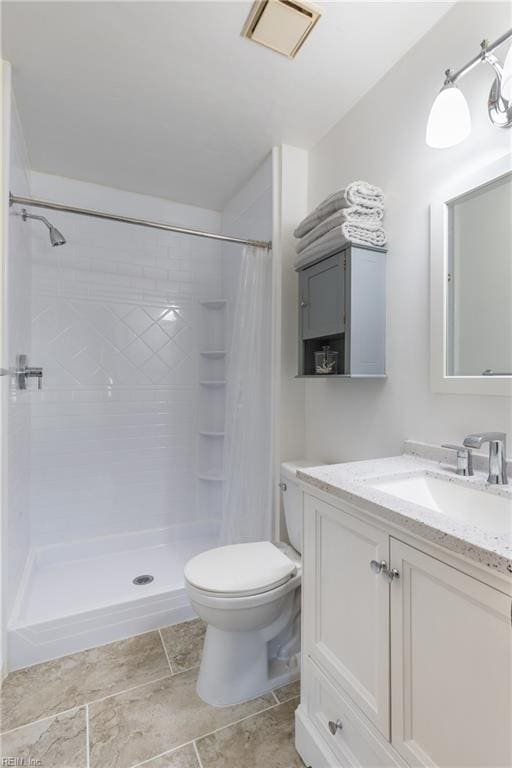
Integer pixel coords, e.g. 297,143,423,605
184,460,311,707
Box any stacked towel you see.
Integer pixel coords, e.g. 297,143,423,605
294,182,386,268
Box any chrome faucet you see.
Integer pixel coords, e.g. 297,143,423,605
442,444,474,476
462,432,508,485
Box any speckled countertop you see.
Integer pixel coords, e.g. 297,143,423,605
297,444,512,577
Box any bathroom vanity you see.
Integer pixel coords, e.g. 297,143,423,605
295,443,512,768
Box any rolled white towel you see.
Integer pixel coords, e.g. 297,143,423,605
345,181,384,209
294,181,384,239
341,222,387,247
294,191,351,239
294,224,387,270
296,206,384,254
294,229,349,270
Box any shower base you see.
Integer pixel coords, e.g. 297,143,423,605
8,521,218,671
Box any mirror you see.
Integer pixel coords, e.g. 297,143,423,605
447,173,512,376
430,154,512,396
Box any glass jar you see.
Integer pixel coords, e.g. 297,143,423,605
314,347,338,375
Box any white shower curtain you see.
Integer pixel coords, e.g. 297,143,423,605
219,245,273,545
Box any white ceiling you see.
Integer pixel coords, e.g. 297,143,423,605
2,1,453,210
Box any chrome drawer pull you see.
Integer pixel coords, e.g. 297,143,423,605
370,560,400,582
328,719,343,735
383,567,400,583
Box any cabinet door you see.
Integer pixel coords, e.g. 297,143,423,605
303,493,390,738
390,538,512,768
299,254,345,339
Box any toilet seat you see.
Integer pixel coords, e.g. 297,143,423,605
184,541,296,597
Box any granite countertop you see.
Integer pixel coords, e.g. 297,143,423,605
297,445,512,577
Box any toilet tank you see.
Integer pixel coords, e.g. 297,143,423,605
280,460,314,555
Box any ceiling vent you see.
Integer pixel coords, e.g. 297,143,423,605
242,0,321,59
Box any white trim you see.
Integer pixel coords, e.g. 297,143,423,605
271,146,282,542
0,60,12,680
430,153,512,396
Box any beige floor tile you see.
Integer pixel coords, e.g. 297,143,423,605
160,619,206,673
196,698,303,768
89,667,275,768
0,707,87,768
274,680,300,703
1,631,170,732
141,743,200,767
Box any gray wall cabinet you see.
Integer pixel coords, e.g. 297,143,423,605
299,254,345,339
296,244,386,377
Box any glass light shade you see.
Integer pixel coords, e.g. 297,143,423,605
426,84,471,149
501,44,512,102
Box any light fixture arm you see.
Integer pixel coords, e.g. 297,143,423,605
436,30,512,133
446,30,512,85
482,52,504,97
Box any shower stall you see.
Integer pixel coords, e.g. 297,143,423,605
3,86,274,671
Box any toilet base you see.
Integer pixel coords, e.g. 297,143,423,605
197,624,300,707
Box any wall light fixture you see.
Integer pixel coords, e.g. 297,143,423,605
426,29,512,149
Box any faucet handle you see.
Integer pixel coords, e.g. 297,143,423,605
442,444,474,476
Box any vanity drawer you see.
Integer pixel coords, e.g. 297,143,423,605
304,657,404,768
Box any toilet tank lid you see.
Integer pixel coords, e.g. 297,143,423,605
281,459,316,482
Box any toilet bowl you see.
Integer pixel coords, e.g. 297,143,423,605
184,460,312,707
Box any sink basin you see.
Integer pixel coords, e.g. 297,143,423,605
369,473,512,533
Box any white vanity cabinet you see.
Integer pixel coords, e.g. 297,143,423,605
390,538,512,767
297,491,512,768
302,492,391,737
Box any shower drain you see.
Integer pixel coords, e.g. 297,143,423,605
133,574,154,586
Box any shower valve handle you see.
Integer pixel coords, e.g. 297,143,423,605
15,354,43,390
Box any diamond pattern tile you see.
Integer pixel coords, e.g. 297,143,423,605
123,307,154,335
32,298,196,386
124,338,154,367
142,324,171,352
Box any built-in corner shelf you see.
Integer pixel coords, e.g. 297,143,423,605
199,351,226,358
199,299,227,309
199,380,226,388
198,299,227,494
198,473,224,483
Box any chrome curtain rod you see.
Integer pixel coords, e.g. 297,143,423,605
9,193,272,250
447,27,512,83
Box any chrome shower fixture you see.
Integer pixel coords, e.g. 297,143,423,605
21,208,66,246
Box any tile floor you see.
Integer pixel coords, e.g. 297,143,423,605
0,619,303,768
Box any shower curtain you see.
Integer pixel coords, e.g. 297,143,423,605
219,245,273,545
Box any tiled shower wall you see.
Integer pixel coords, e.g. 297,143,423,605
28,174,222,546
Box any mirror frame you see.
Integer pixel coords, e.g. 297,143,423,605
430,153,512,397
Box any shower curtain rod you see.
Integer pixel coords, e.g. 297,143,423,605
9,193,272,250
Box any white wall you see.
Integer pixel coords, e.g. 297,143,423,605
5,88,32,622
274,146,308,465
221,155,273,330
28,173,222,544
305,1,512,463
